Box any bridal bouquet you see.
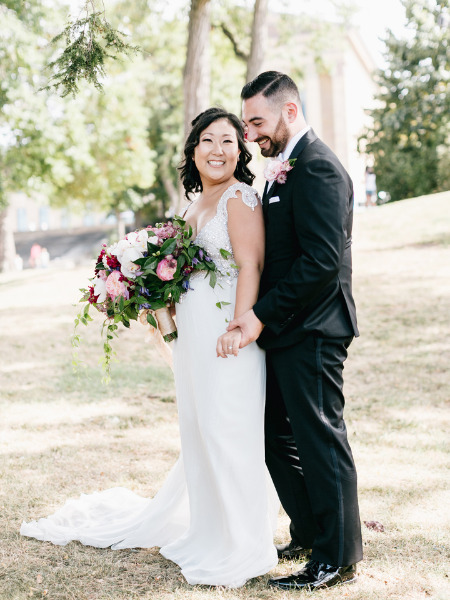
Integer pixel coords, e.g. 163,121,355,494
73,216,217,376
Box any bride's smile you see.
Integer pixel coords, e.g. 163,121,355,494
194,118,240,183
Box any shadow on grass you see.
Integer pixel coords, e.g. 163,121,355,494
1,361,175,405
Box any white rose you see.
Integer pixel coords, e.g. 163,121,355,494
93,276,107,302
120,247,143,279
107,242,118,255
112,238,132,262
135,229,149,252
127,229,148,253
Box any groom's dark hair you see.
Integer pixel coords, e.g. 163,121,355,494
241,71,301,108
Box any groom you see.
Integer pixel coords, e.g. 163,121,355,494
228,71,363,590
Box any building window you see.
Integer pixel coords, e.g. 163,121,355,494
17,207,27,232
39,206,50,230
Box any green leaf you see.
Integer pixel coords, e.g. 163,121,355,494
125,305,139,320
147,241,160,253
177,255,186,271
144,257,159,269
160,237,177,255
173,215,186,228
150,300,166,310
220,248,232,259
146,312,157,328
216,301,231,309
209,271,217,288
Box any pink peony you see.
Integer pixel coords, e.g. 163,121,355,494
156,255,177,281
263,159,284,182
106,270,129,300
148,222,177,241
263,158,296,184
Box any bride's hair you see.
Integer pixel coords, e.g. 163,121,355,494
179,107,255,200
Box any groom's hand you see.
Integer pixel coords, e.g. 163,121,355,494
227,309,264,348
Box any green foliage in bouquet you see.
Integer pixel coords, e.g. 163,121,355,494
133,217,217,314
72,216,218,381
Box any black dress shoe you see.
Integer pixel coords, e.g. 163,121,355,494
269,559,357,590
275,540,310,560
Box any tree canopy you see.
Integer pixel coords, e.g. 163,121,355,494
358,0,450,201
1,0,360,272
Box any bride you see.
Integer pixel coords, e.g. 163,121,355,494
21,107,278,588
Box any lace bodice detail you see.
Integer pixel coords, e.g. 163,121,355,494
190,182,260,283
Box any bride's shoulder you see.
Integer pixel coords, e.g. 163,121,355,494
223,181,261,211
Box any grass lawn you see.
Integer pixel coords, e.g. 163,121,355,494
0,191,449,600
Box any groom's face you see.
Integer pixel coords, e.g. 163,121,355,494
242,94,290,157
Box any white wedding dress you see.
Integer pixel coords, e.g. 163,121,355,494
21,182,278,588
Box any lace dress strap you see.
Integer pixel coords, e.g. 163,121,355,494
218,182,260,214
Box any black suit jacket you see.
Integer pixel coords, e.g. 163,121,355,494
254,129,358,350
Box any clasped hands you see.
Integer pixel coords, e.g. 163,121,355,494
216,309,264,358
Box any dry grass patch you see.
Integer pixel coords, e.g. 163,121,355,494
1,192,449,599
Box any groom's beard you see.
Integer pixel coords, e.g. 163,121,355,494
257,115,290,157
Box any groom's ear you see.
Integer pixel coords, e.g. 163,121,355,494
284,102,298,123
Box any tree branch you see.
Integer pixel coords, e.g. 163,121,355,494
215,22,249,62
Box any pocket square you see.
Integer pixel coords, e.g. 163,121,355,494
269,196,280,204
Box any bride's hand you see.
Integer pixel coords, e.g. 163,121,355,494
216,328,242,358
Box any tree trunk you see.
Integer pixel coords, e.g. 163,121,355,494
246,0,268,83
160,157,180,216
0,207,17,273
115,208,126,241
179,0,211,213
183,0,211,140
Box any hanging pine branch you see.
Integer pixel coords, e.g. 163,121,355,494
41,0,140,97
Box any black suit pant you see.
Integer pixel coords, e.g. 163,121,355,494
265,334,363,566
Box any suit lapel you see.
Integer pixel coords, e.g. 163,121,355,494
262,181,280,216
289,128,318,161
261,129,318,213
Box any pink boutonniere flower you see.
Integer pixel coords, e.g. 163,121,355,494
263,158,296,184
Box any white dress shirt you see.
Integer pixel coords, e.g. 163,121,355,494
279,125,311,162
267,126,311,190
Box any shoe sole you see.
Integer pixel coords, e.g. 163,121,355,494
314,574,358,590
269,574,358,591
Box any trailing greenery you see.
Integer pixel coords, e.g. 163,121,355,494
42,2,140,96
358,0,450,201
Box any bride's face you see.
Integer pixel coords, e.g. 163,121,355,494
194,119,240,185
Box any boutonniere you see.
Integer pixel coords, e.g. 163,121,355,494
263,158,296,184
